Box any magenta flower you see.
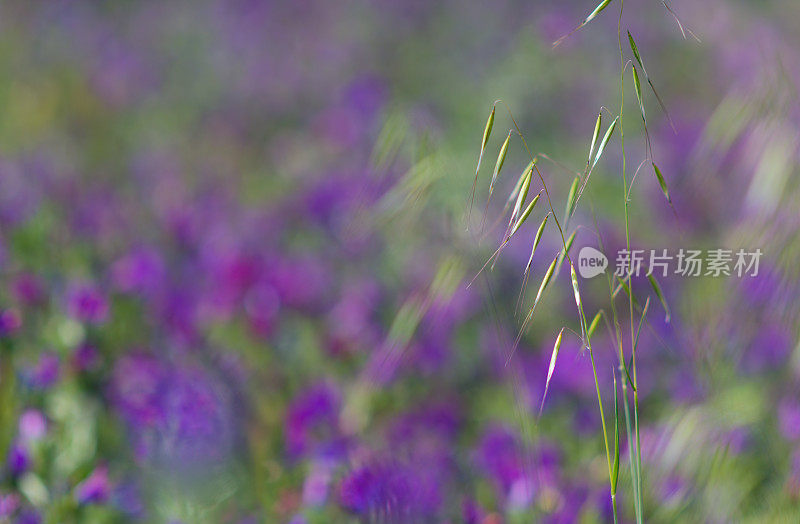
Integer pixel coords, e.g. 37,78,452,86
473,425,539,508
15,510,41,524
779,397,800,441
0,309,21,336
112,355,235,466
65,281,109,324
111,246,166,296
72,344,100,372
75,466,110,504
302,459,335,507
0,492,19,518
7,443,30,477
18,410,47,443
27,353,60,389
286,382,341,459
338,459,441,520
12,273,45,305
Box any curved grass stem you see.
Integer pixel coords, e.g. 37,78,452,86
496,100,616,521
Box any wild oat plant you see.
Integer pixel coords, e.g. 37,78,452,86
1,1,799,523
466,2,695,522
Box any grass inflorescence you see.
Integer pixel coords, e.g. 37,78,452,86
465,1,693,520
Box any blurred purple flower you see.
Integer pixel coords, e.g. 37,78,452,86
344,75,387,120
157,367,235,464
14,509,41,524
65,281,109,324
0,160,40,226
549,336,608,399
111,353,166,426
112,355,235,466
201,247,262,318
0,309,21,337
574,406,600,435
738,264,797,318
18,410,47,443
462,498,485,524
722,427,751,455
269,255,331,311
70,186,127,243
113,480,144,519
0,492,19,518
302,459,335,507
313,105,361,149
12,274,45,305
325,279,380,355
779,397,800,441
7,443,29,477
544,484,590,522
75,465,110,505
72,344,101,372
669,371,706,404
244,280,280,338
303,172,366,227
27,353,60,390
474,425,532,504
659,474,687,505
385,405,459,505
389,403,460,447
537,9,576,47
89,36,157,107
111,247,166,296
742,324,793,373
159,288,200,344
338,459,442,520
286,382,341,459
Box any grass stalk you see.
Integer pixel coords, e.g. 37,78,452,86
618,0,644,521
496,101,617,522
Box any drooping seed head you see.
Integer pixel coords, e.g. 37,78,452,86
652,162,671,204
540,327,566,413
588,112,602,165
510,192,541,237
584,0,613,24
564,176,581,221
591,117,618,171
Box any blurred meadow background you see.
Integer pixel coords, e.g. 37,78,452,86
0,0,799,522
